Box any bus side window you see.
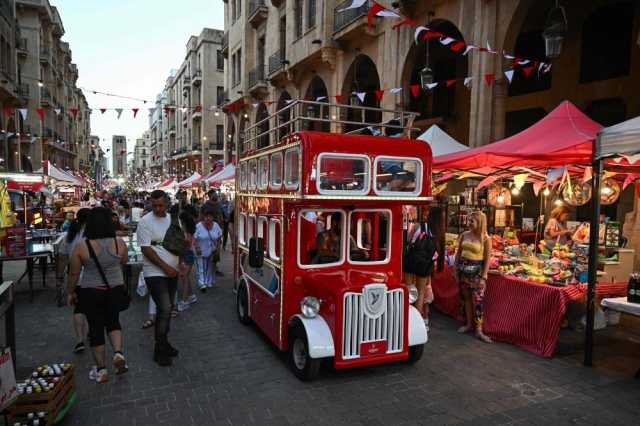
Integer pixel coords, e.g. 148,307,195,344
238,213,247,246
270,152,283,189
269,219,281,262
239,162,247,190
284,148,299,190
258,157,269,190
249,159,257,190
247,215,256,243
257,216,268,255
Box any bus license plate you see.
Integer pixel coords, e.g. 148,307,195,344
360,340,387,356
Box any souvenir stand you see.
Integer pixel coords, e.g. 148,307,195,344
430,101,639,357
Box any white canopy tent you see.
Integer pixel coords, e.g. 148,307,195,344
47,162,82,186
206,164,235,185
418,124,469,157
595,115,640,161
177,172,202,189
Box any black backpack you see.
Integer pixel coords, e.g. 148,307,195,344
406,223,437,276
161,212,190,257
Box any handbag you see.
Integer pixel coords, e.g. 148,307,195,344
162,212,190,257
205,224,220,263
85,239,131,312
405,223,436,277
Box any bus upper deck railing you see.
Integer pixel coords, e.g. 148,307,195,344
241,100,420,155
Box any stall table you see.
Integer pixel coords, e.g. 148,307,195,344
600,297,640,378
432,266,627,357
0,244,53,302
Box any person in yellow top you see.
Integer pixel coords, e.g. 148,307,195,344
454,210,492,343
0,181,17,228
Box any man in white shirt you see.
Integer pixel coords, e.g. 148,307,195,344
136,190,180,366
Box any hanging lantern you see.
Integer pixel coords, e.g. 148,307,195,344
600,178,621,205
419,66,434,91
488,184,511,207
542,1,567,59
562,181,592,206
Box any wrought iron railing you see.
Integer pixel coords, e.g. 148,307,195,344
248,65,266,89
268,50,284,76
248,0,266,19
334,0,370,33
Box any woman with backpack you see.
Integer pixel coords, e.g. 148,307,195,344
454,210,492,343
403,207,437,327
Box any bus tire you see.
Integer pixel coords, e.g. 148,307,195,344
288,323,321,381
237,281,251,325
407,344,424,364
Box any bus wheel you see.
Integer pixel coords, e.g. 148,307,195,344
289,323,321,381
237,281,251,325
407,344,424,364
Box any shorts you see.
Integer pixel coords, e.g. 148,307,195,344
424,284,434,304
183,250,196,266
73,287,85,315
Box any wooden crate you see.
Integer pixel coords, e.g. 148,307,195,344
8,365,76,425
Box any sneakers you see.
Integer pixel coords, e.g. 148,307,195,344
73,341,85,353
89,366,108,383
187,294,198,304
198,286,207,293
154,344,173,367
165,341,179,357
177,301,190,312
113,353,129,375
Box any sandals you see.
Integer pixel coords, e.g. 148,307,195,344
171,309,178,318
475,332,493,344
141,318,155,329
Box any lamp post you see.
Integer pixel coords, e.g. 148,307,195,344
543,0,567,59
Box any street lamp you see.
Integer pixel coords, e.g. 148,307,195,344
543,0,567,59
420,12,435,90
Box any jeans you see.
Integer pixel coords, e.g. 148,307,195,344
146,276,178,343
196,255,215,288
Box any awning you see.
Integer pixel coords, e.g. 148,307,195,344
0,172,45,192
156,177,176,189
434,101,602,171
595,116,640,162
177,172,202,188
47,162,83,186
418,124,469,157
206,164,235,185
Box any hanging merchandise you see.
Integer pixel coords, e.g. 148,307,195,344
600,178,621,205
561,180,592,206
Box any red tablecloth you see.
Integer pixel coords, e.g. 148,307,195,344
431,266,627,357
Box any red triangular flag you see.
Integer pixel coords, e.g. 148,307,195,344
450,41,466,52
521,66,535,77
132,108,139,118
69,107,78,119
164,106,172,115
367,1,386,29
335,94,343,104
3,106,14,118
36,108,45,121
375,89,384,102
100,108,106,114
446,79,456,87
484,73,495,87
410,84,421,98
421,31,444,41
392,18,416,30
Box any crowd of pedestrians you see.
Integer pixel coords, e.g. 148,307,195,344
57,188,233,382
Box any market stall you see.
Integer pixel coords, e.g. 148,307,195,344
429,101,640,358
176,172,202,189
418,124,469,157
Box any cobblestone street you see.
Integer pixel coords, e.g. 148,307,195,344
6,251,640,425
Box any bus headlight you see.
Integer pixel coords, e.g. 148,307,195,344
300,296,321,318
407,285,418,304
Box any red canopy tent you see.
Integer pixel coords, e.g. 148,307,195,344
434,101,602,171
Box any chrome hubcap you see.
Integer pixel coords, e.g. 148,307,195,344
293,338,307,370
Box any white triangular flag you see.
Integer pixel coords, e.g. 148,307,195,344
390,87,403,94
426,83,438,90
463,45,477,55
486,41,496,53
337,0,367,12
180,107,187,113
148,107,156,115
355,92,366,103
542,63,552,74
251,103,259,108
115,108,123,119
285,99,295,104
414,26,429,44
503,52,515,59
376,10,400,18
54,108,61,116
464,77,473,88
18,108,27,120
439,37,455,46
207,106,217,111
504,69,515,83
315,96,327,102
538,62,545,73
517,59,530,65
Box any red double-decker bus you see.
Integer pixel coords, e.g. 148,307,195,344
234,101,431,380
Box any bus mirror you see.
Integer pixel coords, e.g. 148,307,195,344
249,237,264,268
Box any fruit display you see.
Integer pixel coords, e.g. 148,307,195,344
493,242,578,286
16,363,72,395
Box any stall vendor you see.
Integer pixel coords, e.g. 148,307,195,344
544,205,573,250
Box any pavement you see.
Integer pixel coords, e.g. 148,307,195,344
4,250,640,426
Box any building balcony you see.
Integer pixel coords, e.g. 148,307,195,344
268,50,285,77
17,83,29,100
169,125,176,136
270,0,284,7
192,69,202,86
17,38,28,57
248,65,268,97
221,32,229,57
248,0,268,28
333,0,377,42
183,75,191,87
40,88,51,106
39,47,51,65
192,110,202,120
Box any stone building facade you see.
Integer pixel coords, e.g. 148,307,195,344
161,28,226,179
221,0,640,153
149,90,168,176
134,131,152,173
0,0,21,172
13,0,91,173
112,135,126,177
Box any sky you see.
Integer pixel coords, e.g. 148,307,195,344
53,0,224,170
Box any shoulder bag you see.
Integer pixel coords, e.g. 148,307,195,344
86,239,131,312
405,222,437,277
162,212,190,257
